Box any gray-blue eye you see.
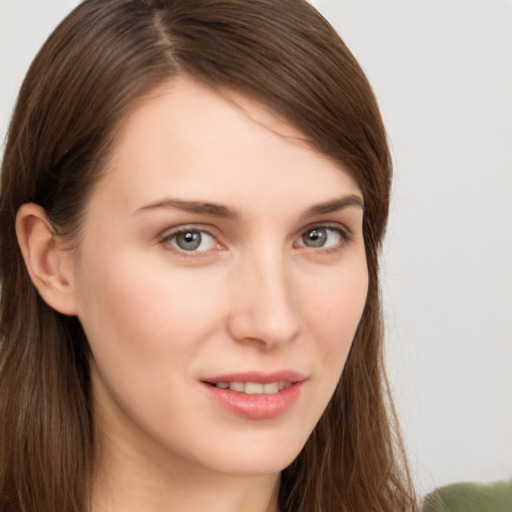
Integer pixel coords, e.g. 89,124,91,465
299,227,343,248
166,230,217,252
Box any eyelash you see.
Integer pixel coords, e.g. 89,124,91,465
158,223,351,257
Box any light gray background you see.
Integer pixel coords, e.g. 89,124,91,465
1,0,511,496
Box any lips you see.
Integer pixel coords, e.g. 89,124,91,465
201,371,305,420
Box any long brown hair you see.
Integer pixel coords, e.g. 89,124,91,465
0,1,416,511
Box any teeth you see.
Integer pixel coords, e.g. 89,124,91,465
230,382,245,392
213,381,288,394
245,382,263,394
263,382,279,394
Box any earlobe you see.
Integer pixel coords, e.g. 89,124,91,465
15,203,78,316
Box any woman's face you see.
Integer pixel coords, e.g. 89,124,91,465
69,77,368,478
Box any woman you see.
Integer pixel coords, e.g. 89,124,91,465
0,0,416,511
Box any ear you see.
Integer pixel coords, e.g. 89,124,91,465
15,203,78,316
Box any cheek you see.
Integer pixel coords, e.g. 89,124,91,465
73,252,230,431
308,262,368,340
73,246,241,404
74,249,230,376
301,257,368,380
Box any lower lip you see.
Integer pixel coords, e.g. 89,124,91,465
202,382,303,420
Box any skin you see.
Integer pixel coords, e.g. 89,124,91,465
17,77,368,512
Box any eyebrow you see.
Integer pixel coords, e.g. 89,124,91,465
136,198,237,218
302,195,364,218
135,194,364,219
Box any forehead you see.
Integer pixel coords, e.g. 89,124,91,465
95,76,361,214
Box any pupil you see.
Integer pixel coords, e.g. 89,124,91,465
177,231,201,250
303,228,326,247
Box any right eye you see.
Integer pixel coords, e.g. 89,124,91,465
161,228,219,253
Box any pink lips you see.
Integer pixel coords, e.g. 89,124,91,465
201,371,306,420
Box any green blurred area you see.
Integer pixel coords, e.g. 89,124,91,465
422,481,512,512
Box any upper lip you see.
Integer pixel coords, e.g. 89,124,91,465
201,371,307,384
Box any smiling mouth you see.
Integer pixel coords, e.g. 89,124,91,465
202,375,304,419
206,381,292,394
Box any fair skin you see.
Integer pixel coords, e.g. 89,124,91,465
16,77,368,512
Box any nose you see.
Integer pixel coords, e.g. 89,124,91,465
226,248,300,349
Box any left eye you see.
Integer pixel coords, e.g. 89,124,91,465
164,229,218,252
298,227,344,249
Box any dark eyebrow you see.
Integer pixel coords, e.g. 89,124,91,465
302,194,364,218
135,198,238,219
135,194,363,219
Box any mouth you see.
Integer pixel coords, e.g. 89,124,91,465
201,371,305,419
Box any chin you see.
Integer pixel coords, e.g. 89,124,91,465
192,429,308,478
